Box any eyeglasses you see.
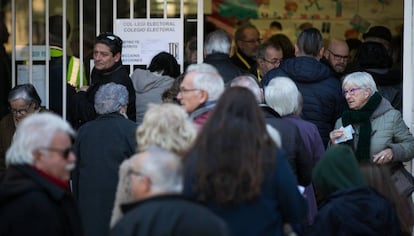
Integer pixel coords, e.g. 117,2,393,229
39,146,74,160
262,57,282,65
179,87,200,93
342,87,364,96
96,32,122,48
239,38,262,44
9,101,33,115
128,169,143,177
327,49,349,61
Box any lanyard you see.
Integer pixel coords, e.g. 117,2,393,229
236,51,251,70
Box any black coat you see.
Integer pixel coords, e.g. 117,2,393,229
261,105,313,186
72,113,137,236
0,165,83,236
111,195,230,236
204,53,246,84
71,61,136,128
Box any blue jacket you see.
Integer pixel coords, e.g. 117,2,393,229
308,187,401,236
262,57,344,146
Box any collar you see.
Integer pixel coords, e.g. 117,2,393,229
33,167,69,189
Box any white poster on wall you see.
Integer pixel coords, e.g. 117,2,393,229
115,19,183,66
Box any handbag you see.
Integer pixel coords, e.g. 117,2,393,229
391,165,414,197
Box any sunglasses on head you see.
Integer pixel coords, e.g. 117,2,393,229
96,32,122,48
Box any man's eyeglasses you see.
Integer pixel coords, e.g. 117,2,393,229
39,146,74,160
178,87,200,93
262,57,282,65
239,38,262,44
9,101,33,115
327,49,349,61
342,87,364,96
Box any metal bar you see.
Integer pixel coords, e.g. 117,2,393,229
11,0,16,87
28,0,33,83
79,0,84,87
45,0,50,108
62,0,67,119
197,0,203,64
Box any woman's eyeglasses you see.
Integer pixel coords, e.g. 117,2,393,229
342,87,363,96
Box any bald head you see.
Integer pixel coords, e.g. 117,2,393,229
324,39,349,73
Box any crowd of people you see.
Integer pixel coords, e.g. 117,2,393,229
0,21,413,236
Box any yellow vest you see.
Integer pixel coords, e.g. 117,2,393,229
50,46,88,88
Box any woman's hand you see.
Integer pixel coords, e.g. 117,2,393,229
329,129,345,144
372,148,394,164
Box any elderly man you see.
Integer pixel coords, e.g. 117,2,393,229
256,41,283,82
263,28,344,147
321,39,349,79
176,63,224,128
230,75,312,187
231,25,261,74
110,146,229,236
0,112,83,235
204,29,244,84
72,82,137,236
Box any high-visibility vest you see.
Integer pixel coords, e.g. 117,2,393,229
50,46,88,88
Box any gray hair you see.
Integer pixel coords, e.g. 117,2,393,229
186,63,224,101
255,41,276,60
230,75,262,103
265,77,300,116
204,29,232,55
342,72,378,96
6,112,75,166
296,27,323,57
94,82,129,115
8,83,42,107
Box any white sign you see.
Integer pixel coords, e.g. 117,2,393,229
15,45,47,61
115,19,183,66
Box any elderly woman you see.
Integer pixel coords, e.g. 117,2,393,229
329,71,414,197
72,82,137,236
0,83,44,173
265,76,325,226
110,103,197,227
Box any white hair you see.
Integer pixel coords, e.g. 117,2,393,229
265,77,300,116
204,29,232,55
342,72,378,96
6,112,75,166
230,75,262,103
139,145,183,193
186,63,224,101
137,103,197,156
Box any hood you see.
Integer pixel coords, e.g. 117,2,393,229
278,57,332,83
370,97,394,120
131,69,175,93
312,145,367,198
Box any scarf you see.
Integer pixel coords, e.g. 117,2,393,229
341,92,382,162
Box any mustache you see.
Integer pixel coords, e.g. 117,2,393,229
65,163,76,171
